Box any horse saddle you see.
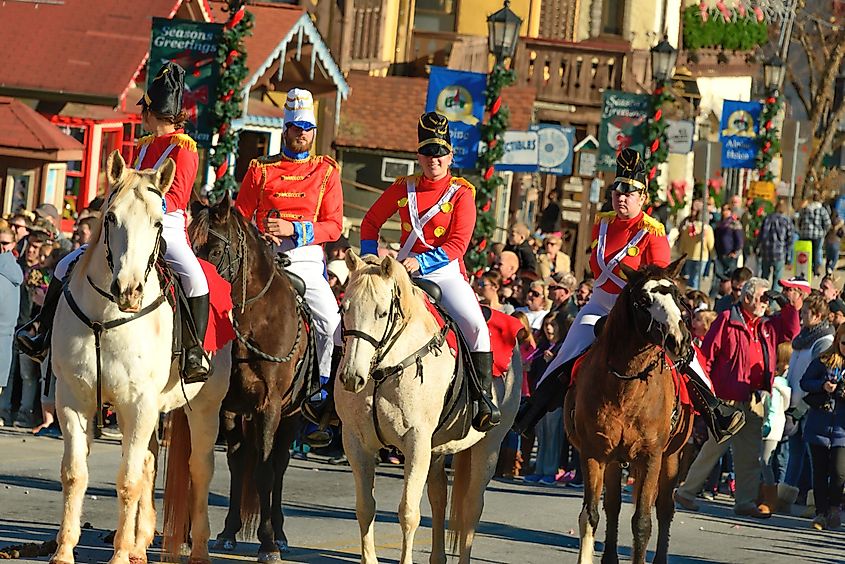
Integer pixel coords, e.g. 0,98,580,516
274,253,306,298
412,278,442,303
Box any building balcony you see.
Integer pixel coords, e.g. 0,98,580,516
678,47,760,78
409,30,489,75
512,37,631,108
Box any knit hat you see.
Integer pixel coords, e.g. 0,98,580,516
779,277,811,295
327,259,349,285
138,61,185,117
283,88,317,131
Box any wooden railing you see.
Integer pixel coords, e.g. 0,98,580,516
512,38,630,107
409,30,489,75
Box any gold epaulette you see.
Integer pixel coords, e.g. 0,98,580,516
452,176,476,197
317,154,340,170
252,154,283,167
394,175,417,185
639,213,666,237
595,210,617,224
136,134,155,148
170,133,197,152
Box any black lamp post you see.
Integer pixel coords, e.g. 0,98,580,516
487,0,523,66
651,37,679,84
762,54,785,95
644,37,678,200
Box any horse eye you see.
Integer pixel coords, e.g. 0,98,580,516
376,310,388,319
106,212,116,223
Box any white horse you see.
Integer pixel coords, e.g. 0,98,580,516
50,151,230,564
335,252,522,564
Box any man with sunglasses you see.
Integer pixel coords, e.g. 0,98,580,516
514,148,744,446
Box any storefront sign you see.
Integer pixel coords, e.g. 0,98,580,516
530,124,575,175
719,99,762,169
496,131,540,172
748,180,776,202
426,67,486,169
598,90,650,171
666,120,695,154
149,18,222,147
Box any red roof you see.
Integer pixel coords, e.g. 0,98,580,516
0,97,84,155
336,73,536,153
0,0,188,103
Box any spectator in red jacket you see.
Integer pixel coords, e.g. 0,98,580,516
675,277,802,519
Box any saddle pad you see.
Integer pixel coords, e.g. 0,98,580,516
198,259,235,352
422,298,458,353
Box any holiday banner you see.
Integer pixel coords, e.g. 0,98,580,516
149,17,222,147
530,124,576,175
425,67,486,169
598,90,651,171
719,99,762,169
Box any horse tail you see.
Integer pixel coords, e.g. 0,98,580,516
238,418,261,539
162,408,192,559
447,448,472,554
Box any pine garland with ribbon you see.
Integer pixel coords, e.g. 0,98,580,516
643,82,673,201
466,64,515,274
209,1,254,200
755,94,783,182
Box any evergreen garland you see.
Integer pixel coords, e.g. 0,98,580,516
209,1,254,201
466,65,515,274
643,83,673,201
682,4,768,51
755,94,783,182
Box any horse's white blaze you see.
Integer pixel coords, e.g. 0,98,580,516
643,279,684,342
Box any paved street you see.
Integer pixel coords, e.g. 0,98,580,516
0,427,844,563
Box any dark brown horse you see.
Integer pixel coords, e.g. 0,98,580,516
185,194,315,562
563,258,695,564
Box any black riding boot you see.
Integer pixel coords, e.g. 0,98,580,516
302,345,342,427
183,294,210,384
512,354,578,435
16,275,63,362
684,368,745,444
470,351,500,432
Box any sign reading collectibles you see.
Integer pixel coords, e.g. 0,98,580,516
598,90,650,171
149,18,223,147
425,67,486,169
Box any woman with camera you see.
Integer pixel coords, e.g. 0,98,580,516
800,322,845,530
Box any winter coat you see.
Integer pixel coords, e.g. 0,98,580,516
800,358,845,448
713,216,745,257
763,374,791,442
536,250,571,279
677,219,714,261
701,303,800,402
0,252,23,388
786,324,835,409
505,240,539,273
798,201,832,241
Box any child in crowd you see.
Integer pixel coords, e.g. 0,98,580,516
760,342,793,512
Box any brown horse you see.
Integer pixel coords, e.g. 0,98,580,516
180,194,315,562
563,257,695,564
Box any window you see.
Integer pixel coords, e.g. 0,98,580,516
601,0,625,36
3,169,36,216
414,0,458,33
381,158,416,182
97,127,123,197
58,124,87,216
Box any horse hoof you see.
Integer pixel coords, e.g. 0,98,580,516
214,538,237,551
274,540,290,553
257,551,281,563
50,560,74,564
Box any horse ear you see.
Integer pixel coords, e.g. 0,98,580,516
106,150,126,186
211,191,232,220
346,250,365,273
667,255,687,279
619,262,640,283
189,199,206,219
156,157,177,194
380,255,396,278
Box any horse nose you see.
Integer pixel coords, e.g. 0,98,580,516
342,372,366,393
114,281,143,311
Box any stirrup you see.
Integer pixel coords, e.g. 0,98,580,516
15,330,50,362
472,397,500,432
182,347,210,384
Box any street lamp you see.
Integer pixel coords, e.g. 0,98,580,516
650,37,678,84
487,0,523,65
763,54,785,94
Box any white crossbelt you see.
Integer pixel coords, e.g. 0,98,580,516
397,179,462,261
594,219,648,288
134,142,177,170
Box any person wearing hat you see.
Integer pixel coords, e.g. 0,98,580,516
234,88,343,441
513,148,745,445
358,111,499,432
16,61,211,384
34,203,72,252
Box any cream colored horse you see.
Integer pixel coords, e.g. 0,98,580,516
336,252,522,564
50,151,230,564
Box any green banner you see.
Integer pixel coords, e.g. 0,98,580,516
597,90,651,171
149,17,222,147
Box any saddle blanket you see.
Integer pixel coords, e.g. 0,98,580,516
199,259,235,353
572,351,692,409
422,298,458,354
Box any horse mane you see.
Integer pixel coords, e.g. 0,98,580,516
188,202,277,269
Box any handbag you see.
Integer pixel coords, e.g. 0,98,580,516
804,390,835,412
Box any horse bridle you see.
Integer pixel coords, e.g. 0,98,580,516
342,287,408,382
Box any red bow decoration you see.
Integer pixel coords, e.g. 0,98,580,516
182,85,209,124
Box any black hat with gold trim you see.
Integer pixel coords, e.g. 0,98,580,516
417,112,452,157
137,61,185,117
612,148,648,194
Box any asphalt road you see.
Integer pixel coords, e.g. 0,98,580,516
0,427,843,563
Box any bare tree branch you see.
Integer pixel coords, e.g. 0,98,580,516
788,67,812,117
814,19,831,60
794,26,819,101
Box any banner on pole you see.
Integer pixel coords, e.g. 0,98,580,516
598,90,650,171
149,17,222,147
496,131,540,172
719,99,762,169
530,124,575,175
425,67,486,169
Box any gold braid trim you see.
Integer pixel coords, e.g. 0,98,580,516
136,134,155,148
452,176,476,198
594,211,617,224
171,133,197,152
639,213,666,237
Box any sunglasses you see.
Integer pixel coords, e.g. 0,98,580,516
0,240,14,247
545,241,560,246
528,290,543,298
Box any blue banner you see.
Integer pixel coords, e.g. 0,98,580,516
425,67,486,169
719,100,762,169
531,124,575,175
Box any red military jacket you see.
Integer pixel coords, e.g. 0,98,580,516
589,210,670,294
359,174,476,275
234,153,342,247
135,130,198,213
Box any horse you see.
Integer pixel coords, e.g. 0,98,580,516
50,151,231,564
337,252,522,564
563,257,695,564
188,193,312,563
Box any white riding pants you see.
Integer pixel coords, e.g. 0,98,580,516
537,287,712,388
55,211,208,298
282,244,342,378
415,259,490,352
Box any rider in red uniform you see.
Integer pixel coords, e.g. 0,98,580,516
513,149,745,444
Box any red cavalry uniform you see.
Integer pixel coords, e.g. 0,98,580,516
134,130,198,214
486,308,525,377
234,153,342,246
589,210,671,294
359,174,476,275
